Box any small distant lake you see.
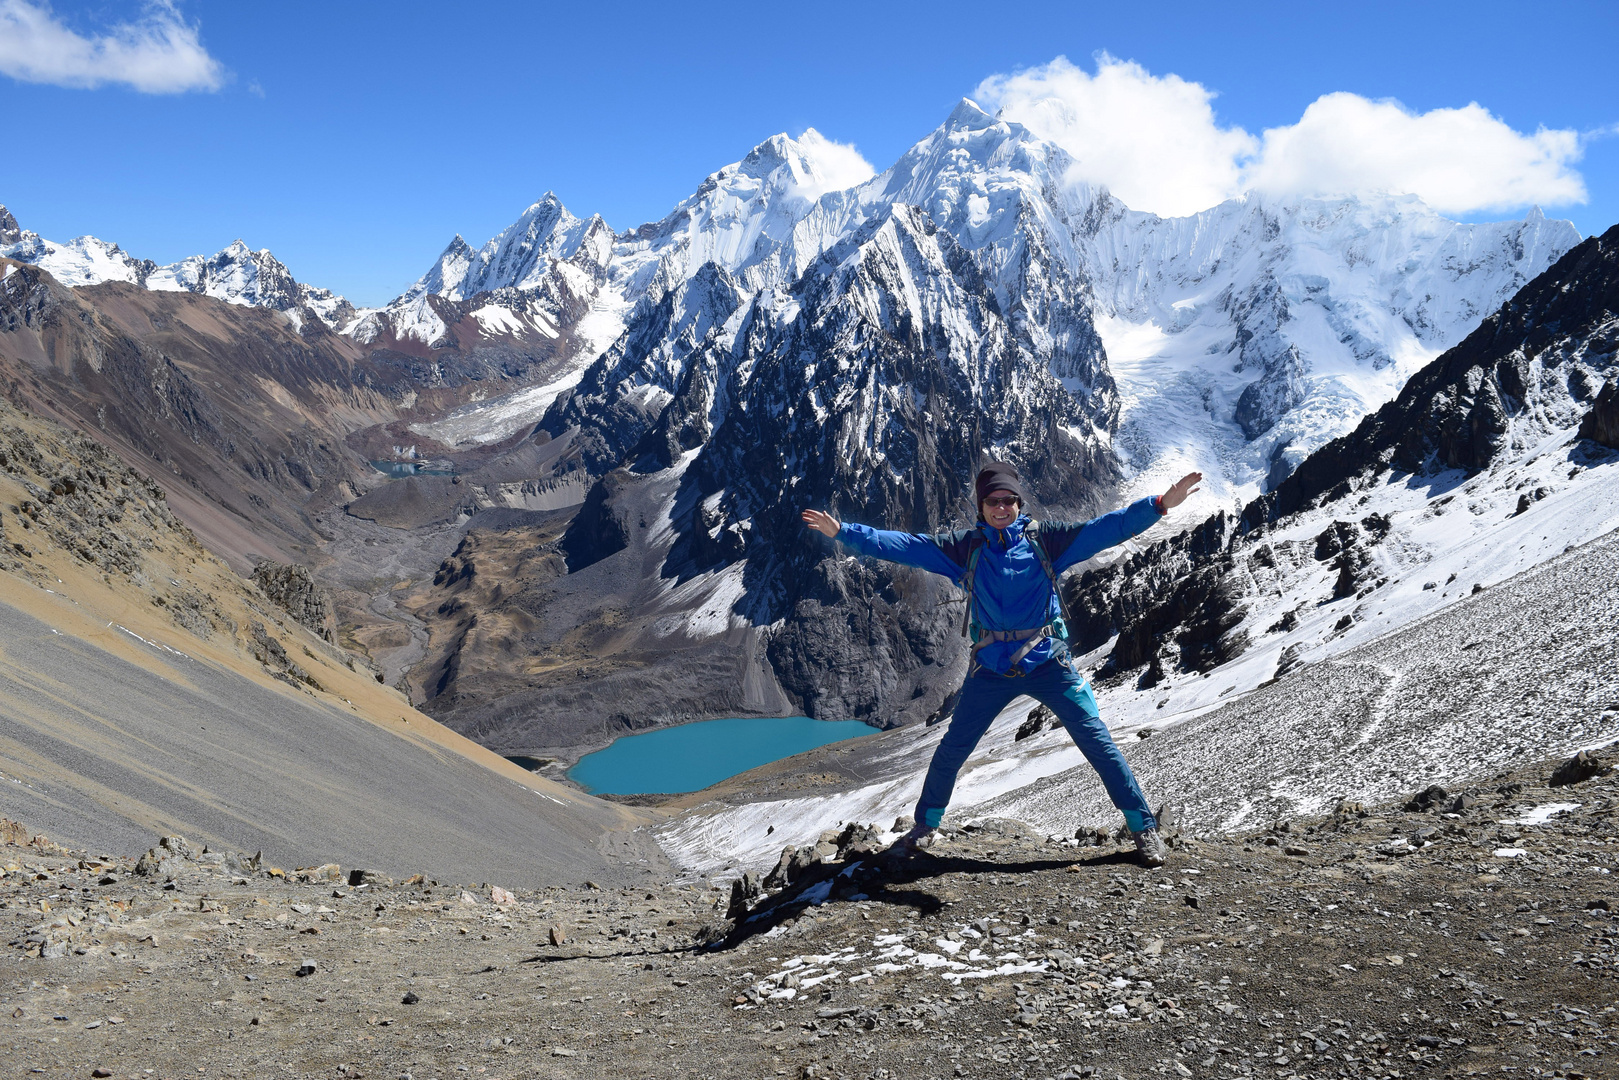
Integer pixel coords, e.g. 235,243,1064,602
567,716,875,795
370,460,454,478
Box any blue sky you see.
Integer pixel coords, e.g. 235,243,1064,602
1,0,1614,307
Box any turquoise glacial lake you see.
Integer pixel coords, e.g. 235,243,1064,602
567,716,874,795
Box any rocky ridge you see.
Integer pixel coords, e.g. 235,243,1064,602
0,209,355,331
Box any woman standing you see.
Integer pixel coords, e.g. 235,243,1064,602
802,463,1201,866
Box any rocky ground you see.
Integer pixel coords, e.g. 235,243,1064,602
5,751,1618,1080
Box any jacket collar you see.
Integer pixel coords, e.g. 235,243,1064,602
979,513,1030,548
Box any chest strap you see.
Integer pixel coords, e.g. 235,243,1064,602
970,625,1053,675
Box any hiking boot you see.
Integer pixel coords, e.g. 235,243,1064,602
888,822,936,857
1132,826,1168,867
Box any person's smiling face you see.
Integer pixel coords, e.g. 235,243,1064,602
981,493,1020,529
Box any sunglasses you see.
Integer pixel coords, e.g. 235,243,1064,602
982,495,1020,509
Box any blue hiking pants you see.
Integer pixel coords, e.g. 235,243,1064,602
914,654,1157,833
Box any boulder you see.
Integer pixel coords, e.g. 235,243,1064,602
726,872,762,920
348,869,393,888
1404,785,1449,812
1577,379,1619,450
1550,750,1608,787
1014,705,1057,741
250,561,337,642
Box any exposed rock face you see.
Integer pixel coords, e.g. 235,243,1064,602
251,561,337,642
1579,378,1619,449
1067,224,1619,683
246,620,322,689
0,206,19,246
561,467,634,572
1254,223,1619,520
1234,343,1307,440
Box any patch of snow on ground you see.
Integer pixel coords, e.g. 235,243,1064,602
1499,802,1581,826
470,305,527,337
740,920,1053,1005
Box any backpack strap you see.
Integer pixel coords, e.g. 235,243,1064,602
1023,520,1072,627
959,531,985,638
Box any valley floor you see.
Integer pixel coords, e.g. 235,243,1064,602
3,753,1616,1080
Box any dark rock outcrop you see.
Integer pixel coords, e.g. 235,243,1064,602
1550,749,1608,787
1579,378,1619,449
561,468,634,572
251,561,337,642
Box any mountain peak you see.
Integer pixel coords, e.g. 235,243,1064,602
0,205,19,246
945,97,997,132
740,134,795,176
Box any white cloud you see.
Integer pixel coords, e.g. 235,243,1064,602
974,54,1587,219
1247,93,1586,215
974,55,1256,217
791,127,876,201
0,0,224,94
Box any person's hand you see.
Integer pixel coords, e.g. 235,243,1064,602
801,508,840,538
1160,472,1203,511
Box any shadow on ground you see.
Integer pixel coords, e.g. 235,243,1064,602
716,844,1142,950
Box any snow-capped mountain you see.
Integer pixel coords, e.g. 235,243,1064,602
387,132,880,445
1076,192,1577,511
400,100,1586,746
0,205,356,330
403,101,1575,493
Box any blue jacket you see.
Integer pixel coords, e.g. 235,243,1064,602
835,497,1165,676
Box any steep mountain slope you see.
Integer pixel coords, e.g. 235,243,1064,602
0,259,388,567
1080,197,1576,505
0,392,649,885
0,258,572,569
1058,223,1619,712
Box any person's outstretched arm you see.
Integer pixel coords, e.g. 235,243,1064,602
1047,472,1203,573
801,508,967,580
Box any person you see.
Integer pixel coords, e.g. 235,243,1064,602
801,462,1201,867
